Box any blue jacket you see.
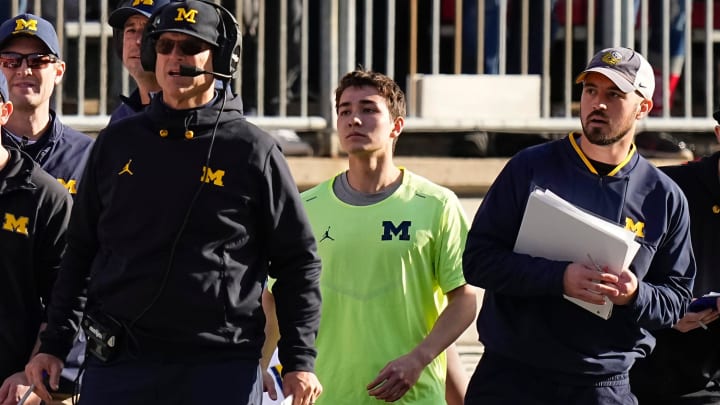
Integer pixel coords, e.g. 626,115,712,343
1,111,94,196
464,133,695,384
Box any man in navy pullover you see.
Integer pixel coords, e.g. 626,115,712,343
463,47,695,404
25,2,322,404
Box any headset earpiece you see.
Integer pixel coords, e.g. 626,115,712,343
139,1,241,78
213,5,242,78
140,11,160,72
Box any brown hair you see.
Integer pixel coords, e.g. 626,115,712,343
334,69,406,119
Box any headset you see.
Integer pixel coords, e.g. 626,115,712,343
140,0,241,79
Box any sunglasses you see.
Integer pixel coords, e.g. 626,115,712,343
0,52,58,69
155,38,209,56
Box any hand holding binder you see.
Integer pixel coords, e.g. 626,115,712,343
514,188,641,319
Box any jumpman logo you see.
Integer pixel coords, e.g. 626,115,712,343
319,226,335,242
118,159,134,176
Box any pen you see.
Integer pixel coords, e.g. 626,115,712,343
698,320,709,330
587,254,603,273
17,384,34,405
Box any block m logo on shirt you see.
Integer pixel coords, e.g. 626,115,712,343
381,220,411,241
624,217,645,238
57,178,78,194
3,213,29,235
201,166,225,187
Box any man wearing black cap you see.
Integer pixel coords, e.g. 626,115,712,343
25,2,322,405
462,47,695,404
0,13,93,197
0,71,72,404
629,112,720,402
107,0,171,123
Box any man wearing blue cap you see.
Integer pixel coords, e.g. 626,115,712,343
0,71,72,404
108,0,171,123
26,2,322,404
0,13,93,197
462,47,695,404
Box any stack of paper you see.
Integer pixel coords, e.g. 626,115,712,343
514,188,641,319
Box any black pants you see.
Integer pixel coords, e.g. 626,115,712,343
78,353,263,405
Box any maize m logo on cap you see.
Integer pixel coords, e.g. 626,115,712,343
13,18,37,34
174,7,199,23
132,0,154,6
600,50,623,66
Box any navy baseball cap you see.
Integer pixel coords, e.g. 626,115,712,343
0,72,8,103
575,47,655,100
148,0,221,46
109,0,173,29
0,14,61,58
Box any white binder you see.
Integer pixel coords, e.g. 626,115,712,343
514,188,641,319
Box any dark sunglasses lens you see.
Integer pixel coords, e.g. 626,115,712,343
0,54,22,68
178,40,204,55
155,39,205,55
155,39,173,55
0,53,54,68
26,54,54,68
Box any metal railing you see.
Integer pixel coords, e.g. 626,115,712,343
7,0,720,156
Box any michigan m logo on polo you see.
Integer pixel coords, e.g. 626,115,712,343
14,18,37,33
625,217,645,238
174,8,198,23
3,213,29,235
201,166,225,187
381,220,411,241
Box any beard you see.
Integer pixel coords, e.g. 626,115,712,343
581,112,635,146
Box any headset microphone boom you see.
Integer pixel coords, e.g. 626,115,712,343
178,64,232,80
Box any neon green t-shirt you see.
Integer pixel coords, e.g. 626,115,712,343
302,169,469,405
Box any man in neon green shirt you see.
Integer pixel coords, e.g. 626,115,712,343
300,69,476,404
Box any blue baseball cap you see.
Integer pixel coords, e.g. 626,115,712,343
0,72,8,103
109,0,173,29
149,0,221,46
0,14,61,58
